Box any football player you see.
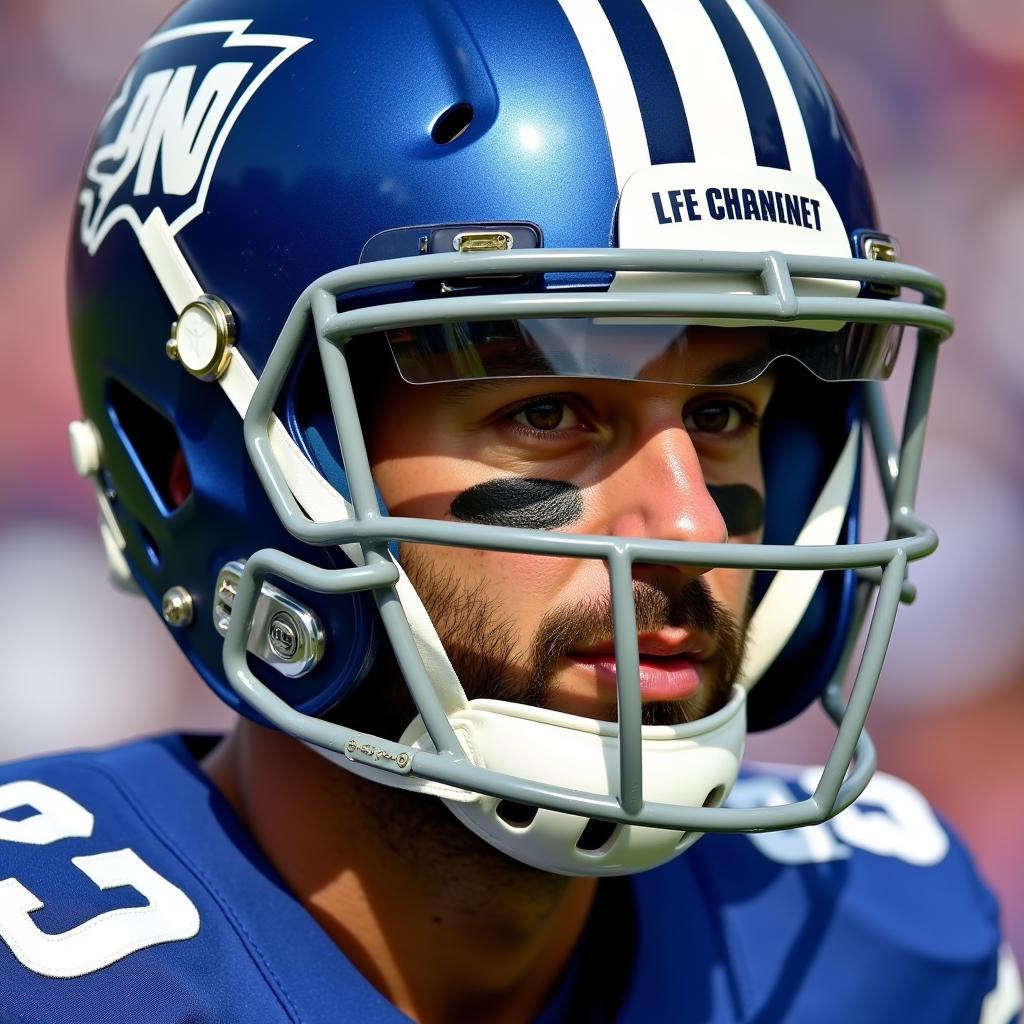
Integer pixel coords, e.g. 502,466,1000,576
1,1,1019,1021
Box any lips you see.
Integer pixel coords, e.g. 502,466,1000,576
568,632,711,703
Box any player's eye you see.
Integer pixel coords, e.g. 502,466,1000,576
511,398,582,432
682,399,759,436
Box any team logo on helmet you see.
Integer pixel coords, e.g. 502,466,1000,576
78,20,310,255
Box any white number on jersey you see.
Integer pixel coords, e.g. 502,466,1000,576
0,780,94,845
730,770,949,867
0,780,199,978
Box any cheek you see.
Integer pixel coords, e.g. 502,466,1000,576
371,451,447,518
377,464,591,625
406,542,586,647
483,550,583,605
706,566,757,625
708,461,764,614
706,440,767,540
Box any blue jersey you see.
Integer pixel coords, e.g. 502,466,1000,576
0,736,1016,1023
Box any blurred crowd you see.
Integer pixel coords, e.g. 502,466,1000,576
1,0,1021,959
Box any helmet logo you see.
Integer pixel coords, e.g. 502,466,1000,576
78,20,310,255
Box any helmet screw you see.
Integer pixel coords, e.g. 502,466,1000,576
268,611,300,661
169,295,236,381
162,586,194,628
68,419,104,477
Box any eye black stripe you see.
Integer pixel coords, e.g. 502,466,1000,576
708,484,765,536
450,479,584,531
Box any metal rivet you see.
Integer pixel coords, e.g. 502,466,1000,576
170,294,236,382
68,420,104,478
268,611,300,661
453,230,514,253
866,238,898,262
162,586,194,628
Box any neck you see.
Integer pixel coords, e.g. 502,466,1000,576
203,720,597,1024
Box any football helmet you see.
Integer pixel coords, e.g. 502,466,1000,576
67,0,951,875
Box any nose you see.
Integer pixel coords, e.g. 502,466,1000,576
600,417,728,550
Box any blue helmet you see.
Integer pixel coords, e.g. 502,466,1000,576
68,0,951,875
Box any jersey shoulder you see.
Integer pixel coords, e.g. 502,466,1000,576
0,737,402,1024
624,766,1020,1024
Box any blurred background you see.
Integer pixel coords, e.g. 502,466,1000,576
1,0,1021,961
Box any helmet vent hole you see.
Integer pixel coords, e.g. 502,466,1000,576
575,818,619,853
674,788,728,850
431,103,474,145
704,786,727,808
137,522,161,566
495,800,537,830
107,380,191,513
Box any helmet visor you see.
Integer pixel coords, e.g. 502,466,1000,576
385,318,903,386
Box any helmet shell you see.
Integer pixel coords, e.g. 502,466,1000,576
69,0,879,727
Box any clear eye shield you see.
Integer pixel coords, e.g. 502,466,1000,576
385,317,903,388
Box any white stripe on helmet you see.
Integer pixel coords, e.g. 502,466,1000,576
554,0,651,189
640,0,756,166
723,0,815,176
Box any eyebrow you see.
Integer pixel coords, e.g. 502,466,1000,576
435,378,520,406
700,357,767,386
434,357,770,396
410,336,775,400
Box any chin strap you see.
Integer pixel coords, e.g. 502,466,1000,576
402,689,747,876
737,424,860,690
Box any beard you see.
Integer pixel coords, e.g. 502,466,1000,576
336,545,747,741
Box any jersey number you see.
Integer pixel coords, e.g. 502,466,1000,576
0,780,199,978
730,770,950,866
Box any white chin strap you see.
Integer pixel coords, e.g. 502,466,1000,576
131,212,856,876
401,689,746,876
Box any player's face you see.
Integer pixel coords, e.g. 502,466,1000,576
367,327,774,726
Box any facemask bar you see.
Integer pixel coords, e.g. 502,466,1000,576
223,246,950,834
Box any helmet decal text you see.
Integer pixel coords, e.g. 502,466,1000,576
78,20,310,255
